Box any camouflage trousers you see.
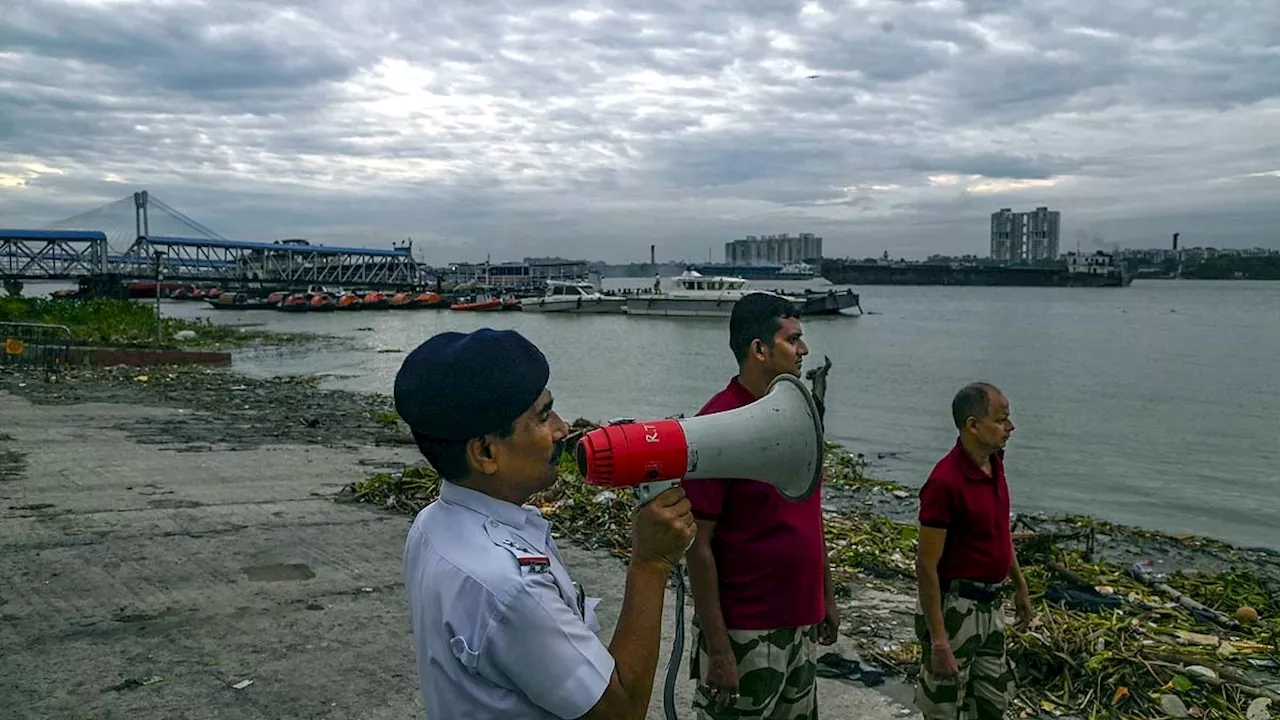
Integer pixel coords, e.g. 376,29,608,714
914,589,1016,720
690,619,819,719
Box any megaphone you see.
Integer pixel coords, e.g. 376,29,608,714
575,374,824,505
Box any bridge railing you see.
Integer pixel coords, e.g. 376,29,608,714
0,231,109,280
0,322,73,369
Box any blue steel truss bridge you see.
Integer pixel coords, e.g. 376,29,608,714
2,191,430,292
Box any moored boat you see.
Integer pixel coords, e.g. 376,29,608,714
336,292,363,310
624,270,764,318
416,291,450,309
389,292,418,309
520,280,627,314
278,293,311,312
625,269,861,318
361,291,390,309
450,295,504,311
204,291,279,310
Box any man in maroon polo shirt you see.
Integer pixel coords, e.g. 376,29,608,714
684,292,838,720
914,382,1034,720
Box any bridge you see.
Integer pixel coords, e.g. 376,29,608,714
1,191,430,293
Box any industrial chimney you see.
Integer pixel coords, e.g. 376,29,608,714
650,244,655,266
1172,233,1179,251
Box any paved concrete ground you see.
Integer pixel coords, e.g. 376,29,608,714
0,391,910,720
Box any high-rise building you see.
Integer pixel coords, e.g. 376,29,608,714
990,207,1061,263
723,233,823,265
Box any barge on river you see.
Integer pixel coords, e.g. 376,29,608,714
820,251,1133,287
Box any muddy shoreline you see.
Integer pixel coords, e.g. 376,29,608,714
1,362,915,719
5,361,1276,585
5,363,1278,716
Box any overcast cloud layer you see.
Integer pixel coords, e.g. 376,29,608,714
1,0,1277,262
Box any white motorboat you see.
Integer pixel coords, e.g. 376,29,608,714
520,280,627,314
624,270,786,318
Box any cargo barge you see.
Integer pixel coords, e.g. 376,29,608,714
820,251,1133,287
689,262,816,281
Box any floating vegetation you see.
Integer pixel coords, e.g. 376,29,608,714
823,513,917,585
339,452,639,559
999,550,1280,720
860,535,1280,720
0,296,306,349
343,444,1279,720
822,443,902,492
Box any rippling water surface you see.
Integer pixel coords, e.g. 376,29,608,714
144,279,1280,550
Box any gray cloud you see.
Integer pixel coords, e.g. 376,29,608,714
0,0,1277,263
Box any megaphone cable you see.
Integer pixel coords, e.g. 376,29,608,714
662,563,687,720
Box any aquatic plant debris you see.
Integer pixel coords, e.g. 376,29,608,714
342,444,1280,720
0,296,311,349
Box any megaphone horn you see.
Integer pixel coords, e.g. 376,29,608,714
575,374,825,505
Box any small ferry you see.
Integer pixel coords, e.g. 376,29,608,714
519,280,626,314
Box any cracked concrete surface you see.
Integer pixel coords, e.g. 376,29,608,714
0,390,910,720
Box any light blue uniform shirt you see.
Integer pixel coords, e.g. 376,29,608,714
404,480,614,719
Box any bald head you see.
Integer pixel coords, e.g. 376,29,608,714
951,382,1002,430
952,382,1014,454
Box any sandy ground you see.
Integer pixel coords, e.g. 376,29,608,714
0,387,911,720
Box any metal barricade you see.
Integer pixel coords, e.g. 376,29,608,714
0,322,73,369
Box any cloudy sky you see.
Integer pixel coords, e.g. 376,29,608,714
1,0,1276,263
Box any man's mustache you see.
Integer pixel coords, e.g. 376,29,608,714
554,430,587,464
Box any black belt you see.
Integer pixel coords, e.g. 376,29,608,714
951,579,1010,603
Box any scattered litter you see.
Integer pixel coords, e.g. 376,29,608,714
231,679,254,690
342,429,1280,720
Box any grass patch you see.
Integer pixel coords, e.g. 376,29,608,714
0,297,310,349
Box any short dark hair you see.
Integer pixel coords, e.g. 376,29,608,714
729,293,800,363
951,382,1001,429
412,421,516,481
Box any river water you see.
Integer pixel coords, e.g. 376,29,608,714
30,278,1279,550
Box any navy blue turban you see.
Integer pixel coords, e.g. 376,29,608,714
393,328,550,442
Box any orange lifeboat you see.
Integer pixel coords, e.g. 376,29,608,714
309,293,336,311
362,291,389,309
278,293,310,312
389,292,417,309
415,291,445,308
336,292,363,310
450,297,503,311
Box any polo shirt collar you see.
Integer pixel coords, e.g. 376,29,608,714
952,438,1002,481
727,375,758,403
440,479,543,532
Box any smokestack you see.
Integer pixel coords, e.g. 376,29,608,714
1172,233,1179,251
650,245,655,266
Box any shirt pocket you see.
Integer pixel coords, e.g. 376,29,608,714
583,596,603,634
449,635,481,672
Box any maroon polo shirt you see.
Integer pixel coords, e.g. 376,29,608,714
918,440,1013,588
682,377,827,631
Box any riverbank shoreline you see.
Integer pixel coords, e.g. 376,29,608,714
0,363,911,719
4,362,1272,559
3,363,1276,719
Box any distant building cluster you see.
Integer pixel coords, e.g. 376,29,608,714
724,232,823,265
990,207,1060,263
1119,246,1275,262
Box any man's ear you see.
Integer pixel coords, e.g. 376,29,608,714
465,436,500,476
